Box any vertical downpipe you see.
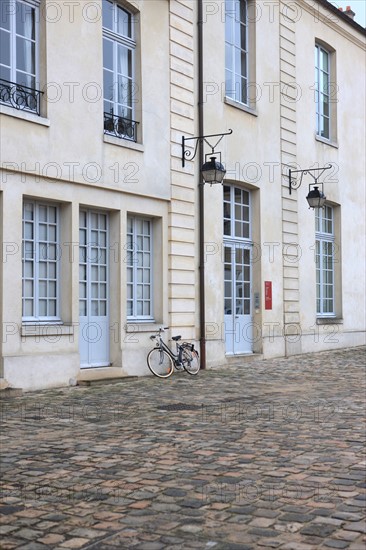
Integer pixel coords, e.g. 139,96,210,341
198,0,206,369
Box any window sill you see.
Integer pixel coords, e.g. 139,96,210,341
0,104,50,127
315,135,338,149
21,323,74,337
224,97,258,117
125,322,163,333
104,134,144,152
316,317,343,325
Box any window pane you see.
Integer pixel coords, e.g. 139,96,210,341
39,299,47,316
102,0,113,30
240,24,247,52
321,49,329,72
0,1,11,30
0,29,10,66
79,301,86,316
225,14,233,44
322,116,329,139
104,69,114,102
117,6,131,38
48,281,56,298
117,45,131,77
39,262,47,278
225,69,234,98
103,38,113,70
16,2,35,40
24,279,33,297
16,37,35,74
0,64,10,82
24,299,33,316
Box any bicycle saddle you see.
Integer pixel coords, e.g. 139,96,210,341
172,335,181,341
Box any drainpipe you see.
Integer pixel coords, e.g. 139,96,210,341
198,0,206,369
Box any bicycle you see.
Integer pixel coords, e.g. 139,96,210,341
147,327,200,378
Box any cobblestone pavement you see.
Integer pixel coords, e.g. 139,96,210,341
1,347,365,550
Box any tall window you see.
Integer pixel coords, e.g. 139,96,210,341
22,201,60,322
315,44,330,139
127,216,152,319
102,0,137,141
225,0,248,105
0,0,41,114
315,206,335,315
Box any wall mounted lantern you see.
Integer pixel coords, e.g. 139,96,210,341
288,164,332,209
182,129,233,184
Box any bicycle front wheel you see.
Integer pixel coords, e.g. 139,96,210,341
182,348,200,375
147,348,174,378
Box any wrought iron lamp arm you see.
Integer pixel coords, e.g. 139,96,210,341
182,129,233,167
288,164,332,194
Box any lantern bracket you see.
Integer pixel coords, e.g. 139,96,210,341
181,129,233,167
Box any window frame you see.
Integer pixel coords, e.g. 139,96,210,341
0,0,41,114
22,200,61,324
315,205,336,317
225,0,249,106
102,0,138,141
126,215,153,321
315,43,332,141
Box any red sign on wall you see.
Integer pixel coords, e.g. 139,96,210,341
265,281,272,310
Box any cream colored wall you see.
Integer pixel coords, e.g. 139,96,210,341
0,0,365,389
0,0,175,389
295,3,366,352
201,0,286,363
1,0,171,199
201,0,365,363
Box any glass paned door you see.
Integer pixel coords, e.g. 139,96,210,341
224,242,252,354
79,210,110,368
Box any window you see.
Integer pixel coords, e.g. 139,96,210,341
225,0,249,105
223,185,251,239
22,201,60,322
0,0,41,114
127,216,152,319
315,206,335,316
315,44,331,139
102,0,138,141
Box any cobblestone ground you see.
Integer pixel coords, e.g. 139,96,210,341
1,347,365,550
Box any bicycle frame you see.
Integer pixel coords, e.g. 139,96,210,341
153,335,181,366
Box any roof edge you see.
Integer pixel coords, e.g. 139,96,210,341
316,0,366,35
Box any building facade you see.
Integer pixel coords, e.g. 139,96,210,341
0,0,365,391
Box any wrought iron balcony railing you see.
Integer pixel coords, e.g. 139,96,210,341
0,79,43,115
104,112,138,142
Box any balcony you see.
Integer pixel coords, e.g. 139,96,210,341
0,79,43,116
104,112,138,142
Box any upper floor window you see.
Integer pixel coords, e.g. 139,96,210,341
315,44,331,140
102,0,138,142
0,0,42,115
315,206,335,316
225,0,249,105
22,201,60,322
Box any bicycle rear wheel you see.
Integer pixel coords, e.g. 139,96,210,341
147,348,174,378
182,348,200,375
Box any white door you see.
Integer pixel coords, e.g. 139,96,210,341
224,243,252,354
79,210,109,368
